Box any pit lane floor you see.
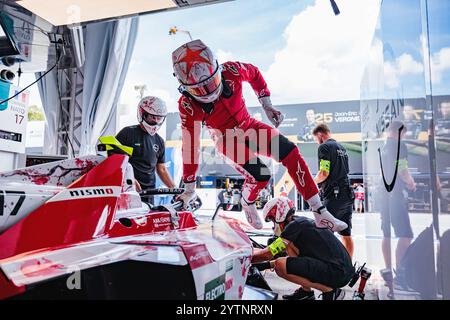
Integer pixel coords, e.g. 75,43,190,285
197,209,450,300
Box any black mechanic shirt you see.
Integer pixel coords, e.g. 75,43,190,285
281,216,352,267
116,125,165,188
318,138,350,198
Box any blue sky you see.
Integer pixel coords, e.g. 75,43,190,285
139,0,315,67
20,0,383,124
118,0,382,129
120,0,315,112
20,0,450,123
366,0,450,98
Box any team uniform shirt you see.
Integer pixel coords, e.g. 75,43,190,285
178,61,270,183
281,216,352,267
317,139,351,199
116,125,165,188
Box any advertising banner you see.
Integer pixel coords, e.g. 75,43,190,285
248,100,362,142
0,80,30,153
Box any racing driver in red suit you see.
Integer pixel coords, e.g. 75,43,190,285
173,39,347,231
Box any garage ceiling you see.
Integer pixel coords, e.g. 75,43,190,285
16,0,232,26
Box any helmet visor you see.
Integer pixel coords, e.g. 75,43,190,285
143,112,166,126
184,68,222,98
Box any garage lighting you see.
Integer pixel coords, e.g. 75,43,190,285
17,0,177,26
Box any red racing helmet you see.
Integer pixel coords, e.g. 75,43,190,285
172,39,223,104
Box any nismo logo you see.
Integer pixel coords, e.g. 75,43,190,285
47,186,120,203
69,188,114,197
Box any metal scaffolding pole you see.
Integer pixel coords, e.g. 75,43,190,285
56,66,83,157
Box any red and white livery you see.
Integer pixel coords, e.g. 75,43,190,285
0,154,263,300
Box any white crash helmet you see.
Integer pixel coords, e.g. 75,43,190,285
263,197,295,226
137,96,167,135
172,39,223,104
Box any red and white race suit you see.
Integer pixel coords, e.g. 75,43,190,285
178,61,318,202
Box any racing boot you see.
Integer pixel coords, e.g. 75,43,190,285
313,206,348,232
240,197,263,229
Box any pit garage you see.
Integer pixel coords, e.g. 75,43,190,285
0,0,449,302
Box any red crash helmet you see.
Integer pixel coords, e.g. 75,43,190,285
172,39,223,104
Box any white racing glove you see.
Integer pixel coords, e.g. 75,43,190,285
177,181,198,210
259,96,284,128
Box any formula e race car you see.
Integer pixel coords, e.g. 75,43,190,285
0,150,276,300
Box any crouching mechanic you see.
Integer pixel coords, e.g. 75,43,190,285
172,39,347,231
252,197,355,300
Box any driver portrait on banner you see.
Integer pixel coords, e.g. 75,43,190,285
298,108,316,142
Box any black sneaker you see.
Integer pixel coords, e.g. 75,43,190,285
282,287,315,300
321,288,345,300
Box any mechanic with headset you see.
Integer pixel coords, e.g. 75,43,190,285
172,39,347,232
252,197,354,300
115,96,176,204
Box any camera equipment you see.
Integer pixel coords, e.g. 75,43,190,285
352,265,372,300
0,69,15,81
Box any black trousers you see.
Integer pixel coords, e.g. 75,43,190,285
323,188,354,236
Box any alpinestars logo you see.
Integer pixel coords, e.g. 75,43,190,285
181,100,194,116
319,218,335,230
296,163,306,187
226,64,239,75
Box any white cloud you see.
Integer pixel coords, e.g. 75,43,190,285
264,0,381,104
361,37,384,94
216,49,235,64
119,79,178,113
431,47,450,84
384,53,424,88
118,85,177,130
381,46,450,90
384,60,400,88
397,53,424,75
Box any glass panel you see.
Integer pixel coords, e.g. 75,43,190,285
361,0,440,300
426,0,450,300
